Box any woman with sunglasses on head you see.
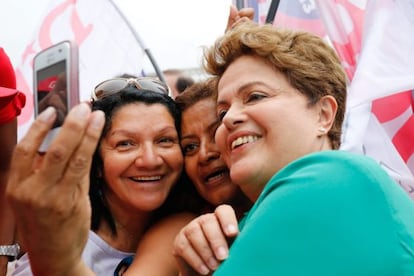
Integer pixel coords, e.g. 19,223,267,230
8,77,204,276
172,21,414,275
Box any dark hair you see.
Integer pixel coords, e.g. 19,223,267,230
174,78,224,213
175,76,194,94
175,77,217,111
89,86,188,235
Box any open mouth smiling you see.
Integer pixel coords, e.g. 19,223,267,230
205,168,229,185
231,135,259,149
129,176,162,182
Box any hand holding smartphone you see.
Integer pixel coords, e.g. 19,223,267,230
33,40,79,152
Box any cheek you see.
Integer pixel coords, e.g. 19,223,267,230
165,147,184,173
101,162,120,187
215,125,227,153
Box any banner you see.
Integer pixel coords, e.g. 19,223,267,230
16,0,147,138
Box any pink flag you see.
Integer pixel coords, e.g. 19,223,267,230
272,0,325,38
316,0,414,197
243,0,326,37
16,0,147,138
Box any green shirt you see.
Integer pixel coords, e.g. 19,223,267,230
215,151,414,275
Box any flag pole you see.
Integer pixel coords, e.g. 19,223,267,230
265,0,280,24
236,0,244,10
108,0,166,84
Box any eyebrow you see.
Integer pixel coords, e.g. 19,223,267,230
109,126,177,137
181,119,220,141
217,80,271,105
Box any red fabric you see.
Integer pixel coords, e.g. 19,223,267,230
0,47,16,90
0,92,26,124
0,47,26,123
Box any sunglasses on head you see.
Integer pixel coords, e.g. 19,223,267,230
91,77,170,101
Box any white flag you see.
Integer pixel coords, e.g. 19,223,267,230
16,0,148,138
315,0,414,197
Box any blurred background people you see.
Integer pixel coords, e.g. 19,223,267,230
162,69,194,99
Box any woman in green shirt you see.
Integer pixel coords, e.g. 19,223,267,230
173,21,414,275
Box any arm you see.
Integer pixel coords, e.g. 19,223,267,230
6,104,104,276
172,205,239,275
123,212,196,276
0,118,17,275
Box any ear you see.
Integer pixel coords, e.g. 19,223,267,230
318,95,337,133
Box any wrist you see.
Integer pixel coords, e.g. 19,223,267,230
0,243,20,261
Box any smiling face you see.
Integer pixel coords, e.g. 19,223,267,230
215,55,334,201
181,98,243,206
99,102,183,216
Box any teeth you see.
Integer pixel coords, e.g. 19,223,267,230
231,135,258,149
207,172,224,183
131,176,161,181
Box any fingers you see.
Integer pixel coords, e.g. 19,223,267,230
198,213,229,262
8,106,57,185
225,5,255,33
175,255,206,276
214,204,239,237
173,208,239,275
39,103,93,184
238,7,254,20
174,217,213,275
225,5,240,33
61,110,104,195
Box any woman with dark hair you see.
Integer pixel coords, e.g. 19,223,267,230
9,78,201,275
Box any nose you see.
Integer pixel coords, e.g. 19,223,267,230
199,139,220,165
134,143,163,168
222,104,245,129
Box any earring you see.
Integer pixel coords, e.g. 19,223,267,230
318,127,327,134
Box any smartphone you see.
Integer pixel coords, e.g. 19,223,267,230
33,40,79,152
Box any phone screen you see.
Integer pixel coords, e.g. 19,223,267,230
36,60,67,129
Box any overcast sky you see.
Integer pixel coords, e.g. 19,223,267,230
0,0,231,71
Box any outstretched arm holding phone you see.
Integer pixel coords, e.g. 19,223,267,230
6,103,104,276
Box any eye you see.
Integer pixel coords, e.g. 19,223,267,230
246,92,266,103
217,109,227,122
157,136,178,147
115,140,135,150
181,142,199,156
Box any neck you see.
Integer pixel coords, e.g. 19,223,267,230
97,212,152,252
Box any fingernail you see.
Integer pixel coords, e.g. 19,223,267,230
216,246,228,260
38,106,56,122
199,264,210,275
73,103,90,119
226,224,237,235
208,257,219,269
90,111,105,130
